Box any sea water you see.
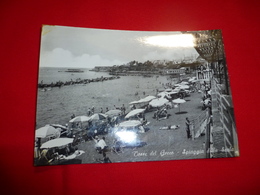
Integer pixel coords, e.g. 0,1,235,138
36,67,176,129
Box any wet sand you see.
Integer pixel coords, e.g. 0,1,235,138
75,91,206,164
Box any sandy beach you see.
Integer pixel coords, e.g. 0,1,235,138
71,90,206,164
35,68,208,165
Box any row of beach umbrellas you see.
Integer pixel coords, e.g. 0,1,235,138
35,111,121,140
36,92,187,148
69,113,107,123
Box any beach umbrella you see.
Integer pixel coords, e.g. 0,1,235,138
125,109,145,119
149,98,169,108
157,92,171,99
119,120,142,128
173,98,186,104
164,88,172,92
36,125,60,139
168,91,178,95
172,87,180,92
89,113,107,121
69,115,90,123
40,138,74,149
172,98,186,112
180,81,189,85
105,109,122,117
179,85,190,89
188,77,197,82
139,95,156,103
50,124,67,130
129,95,156,105
129,100,139,105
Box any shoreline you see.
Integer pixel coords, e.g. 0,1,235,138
35,72,208,165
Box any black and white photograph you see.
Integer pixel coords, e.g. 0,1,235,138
34,25,239,166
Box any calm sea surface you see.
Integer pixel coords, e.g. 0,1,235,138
36,67,177,129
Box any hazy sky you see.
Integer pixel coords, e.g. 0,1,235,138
39,25,199,68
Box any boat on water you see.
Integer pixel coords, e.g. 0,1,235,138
64,69,84,73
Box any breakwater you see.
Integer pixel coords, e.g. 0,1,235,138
38,76,120,89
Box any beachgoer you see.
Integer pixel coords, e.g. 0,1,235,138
94,136,108,157
106,107,109,112
100,107,103,113
185,118,191,139
121,104,126,115
87,108,91,116
71,113,75,119
113,138,123,154
50,148,59,161
36,138,41,149
34,140,41,159
161,108,168,119
39,149,51,165
154,109,159,121
103,153,112,163
159,125,180,130
91,106,95,114
139,125,145,133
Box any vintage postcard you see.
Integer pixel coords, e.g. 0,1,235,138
34,25,239,166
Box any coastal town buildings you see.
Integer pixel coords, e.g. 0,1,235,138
91,66,112,72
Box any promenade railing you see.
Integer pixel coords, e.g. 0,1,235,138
190,109,208,140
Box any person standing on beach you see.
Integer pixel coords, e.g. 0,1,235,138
121,104,126,115
87,108,91,116
35,138,41,159
155,109,159,121
185,117,191,139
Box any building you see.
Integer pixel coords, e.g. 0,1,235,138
183,30,239,158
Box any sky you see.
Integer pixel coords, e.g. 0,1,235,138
39,25,199,68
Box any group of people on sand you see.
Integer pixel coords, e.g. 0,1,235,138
153,107,168,121
85,104,127,117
